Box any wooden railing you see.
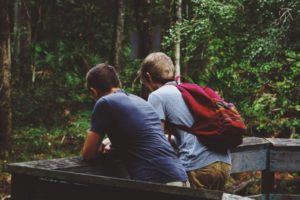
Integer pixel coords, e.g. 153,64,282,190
5,137,300,200
231,137,300,200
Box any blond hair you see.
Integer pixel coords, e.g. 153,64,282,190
140,52,175,84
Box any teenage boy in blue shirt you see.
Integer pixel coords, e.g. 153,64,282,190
82,63,189,186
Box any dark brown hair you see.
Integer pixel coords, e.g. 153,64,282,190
86,63,121,92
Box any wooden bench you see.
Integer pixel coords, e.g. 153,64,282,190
5,137,300,200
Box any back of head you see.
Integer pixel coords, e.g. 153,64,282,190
86,63,121,92
140,52,175,84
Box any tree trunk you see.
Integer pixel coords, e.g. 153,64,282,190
84,1,95,52
112,0,125,71
0,0,12,157
13,0,31,84
174,0,182,82
167,0,175,26
135,0,151,99
140,0,151,58
135,0,151,59
13,0,21,81
19,0,32,84
182,0,189,77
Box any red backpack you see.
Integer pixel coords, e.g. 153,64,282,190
168,82,246,151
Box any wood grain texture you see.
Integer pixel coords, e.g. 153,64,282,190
270,149,300,172
231,149,268,173
6,137,300,200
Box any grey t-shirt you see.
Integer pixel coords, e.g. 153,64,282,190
148,83,231,171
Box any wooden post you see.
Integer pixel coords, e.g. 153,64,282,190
261,169,274,197
260,144,274,197
11,174,35,200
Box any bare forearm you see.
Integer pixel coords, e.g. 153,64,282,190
82,131,102,161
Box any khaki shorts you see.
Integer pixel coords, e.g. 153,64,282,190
187,161,230,190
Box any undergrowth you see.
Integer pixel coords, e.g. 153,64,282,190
0,111,90,199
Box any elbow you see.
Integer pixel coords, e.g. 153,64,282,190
82,154,92,162
82,149,97,162
82,131,102,162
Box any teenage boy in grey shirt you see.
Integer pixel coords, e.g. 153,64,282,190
139,52,231,190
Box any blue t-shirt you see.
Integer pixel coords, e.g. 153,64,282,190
90,90,188,183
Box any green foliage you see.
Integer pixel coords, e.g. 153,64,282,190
12,40,97,127
275,173,300,194
163,0,300,137
240,52,300,135
2,1,300,197
10,0,300,139
120,47,143,95
12,0,117,127
9,111,90,162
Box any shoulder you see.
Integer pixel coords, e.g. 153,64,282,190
94,93,122,110
148,85,183,107
93,97,110,114
150,84,182,99
100,91,128,104
95,97,108,107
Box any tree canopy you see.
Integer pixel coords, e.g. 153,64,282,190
1,0,299,138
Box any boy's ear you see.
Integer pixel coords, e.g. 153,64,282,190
89,87,99,97
146,72,153,83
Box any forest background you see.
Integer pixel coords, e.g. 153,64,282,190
0,0,299,198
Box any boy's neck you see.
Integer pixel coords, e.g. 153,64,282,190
111,87,121,93
95,87,121,100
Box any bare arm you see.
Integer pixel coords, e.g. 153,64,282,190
82,131,102,161
161,120,178,149
161,120,165,130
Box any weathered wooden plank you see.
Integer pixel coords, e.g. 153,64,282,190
8,168,254,200
24,175,255,200
269,149,300,172
58,164,129,178
5,155,130,178
269,194,300,200
246,194,266,200
57,156,130,178
222,193,255,200
9,174,225,200
7,137,300,200
7,163,254,200
230,137,270,173
6,155,121,170
7,156,87,170
231,149,268,173
236,137,270,149
266,138,300,148
28,176,224,200
9,168,224,200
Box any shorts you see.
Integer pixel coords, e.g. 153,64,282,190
187,161,231,190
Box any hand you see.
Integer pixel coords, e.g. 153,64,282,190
99,137,113,153
169,134,178,146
